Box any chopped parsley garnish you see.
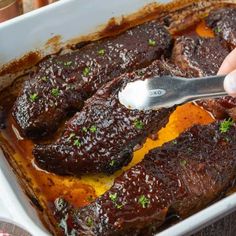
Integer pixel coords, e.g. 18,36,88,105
29,93,38,102
220,118,234,133
180,159,187,167
64,61,72,66
87,195,94,202
133,120,144,129
115,203,123,209
90,125,97,133
86,217,93,227
109,193,117,202
138,195,150,208
83,67,90,77
172,140,177,145
110,160,115,167
68,133,75,141
51,88,60,97
73,139,81,147
82,127,88,132
137,70,145,76
98,49,105,56
41,76,48,82
215,27,222,33
148,39,156,46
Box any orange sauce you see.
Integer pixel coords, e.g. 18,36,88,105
196,20,215,38
0,21,215,233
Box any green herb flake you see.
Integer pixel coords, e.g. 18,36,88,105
86,217,93,227
148,39,156,46
220,118,234,133
68,133,75,141
172,140,177,145
110,160,115,167
215,27,222,33
90,125,97,133
87,195,94,202
41,76,48,82
51,88,60,97
64,61,73,66
98,49,105,56
115,203,123,209
73,139,81,147
109,193,118,202
133,120,144,129
29,93,38,102
138,195,150,208
83,67,90,77
180,159,187,167
82,127,88,132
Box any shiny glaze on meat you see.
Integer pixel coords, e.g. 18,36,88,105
12,22,171,139
54,121,236,236
194,8,236,120
33,60,187,176
207,7,236,49
172,35,229,77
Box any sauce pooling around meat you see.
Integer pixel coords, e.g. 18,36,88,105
0,20,219,235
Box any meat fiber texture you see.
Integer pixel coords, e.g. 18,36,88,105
33,60,185,176
207,7,236,50
171,33,236,120
54,121,236,236
12,22,172,139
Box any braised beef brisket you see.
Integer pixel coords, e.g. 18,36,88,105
33,60,186,176
171,35,236,120
207,8,236,49
172,36,229,77
54,121,236,235
12,22,172,139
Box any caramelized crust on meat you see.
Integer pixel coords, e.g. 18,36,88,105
33,60,186,176
54,121,236,236
207,8,236,49
12,22,172,139
172,36,229,77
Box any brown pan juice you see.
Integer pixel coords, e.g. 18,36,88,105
0,20,216,234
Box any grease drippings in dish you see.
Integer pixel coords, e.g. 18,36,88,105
1,5,236,236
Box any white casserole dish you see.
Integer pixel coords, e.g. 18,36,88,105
1,0,236,235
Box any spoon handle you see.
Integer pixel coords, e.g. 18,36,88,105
183,75,227,101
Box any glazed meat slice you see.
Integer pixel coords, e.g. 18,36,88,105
207,8,236,49
54,121,236,236
12,22,172,139
171,35,236,120
172,36,229,77
197,96,236,120
33,60,186,176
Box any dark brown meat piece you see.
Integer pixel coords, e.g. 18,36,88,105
207,8,236,49
33,60,186,176
12,22,172,139
197,96,236,120
53,121,236,236
172,36,229,77
171,35,236,120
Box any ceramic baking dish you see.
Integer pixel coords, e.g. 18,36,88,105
1,0,236,235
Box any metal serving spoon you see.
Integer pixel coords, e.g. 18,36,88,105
118,75,227,110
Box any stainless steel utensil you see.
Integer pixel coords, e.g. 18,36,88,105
119,75,227,110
